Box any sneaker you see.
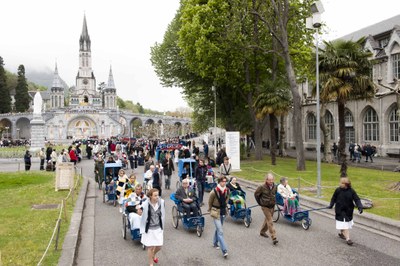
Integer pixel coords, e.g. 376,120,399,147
223,252,228,258
213,244,220,250
347,240,353,246
273,239,279,245
338,233,346,240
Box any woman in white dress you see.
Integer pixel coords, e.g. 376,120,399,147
328,177,363,245
140,188,165,265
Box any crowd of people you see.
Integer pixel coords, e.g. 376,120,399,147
16,134,365,264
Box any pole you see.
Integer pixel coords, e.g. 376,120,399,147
316,30,321,198
213,86,217,159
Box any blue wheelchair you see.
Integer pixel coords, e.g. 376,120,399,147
227,190,253,227
170,193,205,237
121,200,146,249
102,162,122,206
272,189,313,230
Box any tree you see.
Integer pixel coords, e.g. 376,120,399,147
116,96,126,109
137,102,145,114
319,38,375,177
251,0,315,170
254,77,291,165
0,57,12,113
14,65,30,112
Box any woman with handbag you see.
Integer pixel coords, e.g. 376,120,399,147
208,176,229,258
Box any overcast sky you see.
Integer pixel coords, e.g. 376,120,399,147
1,0,399,112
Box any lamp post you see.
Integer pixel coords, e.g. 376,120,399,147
212,86,217,158
307,1,324,198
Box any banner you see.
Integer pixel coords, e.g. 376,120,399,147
225,131,240,171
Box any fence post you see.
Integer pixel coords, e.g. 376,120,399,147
62,199,67,220
54,219,61,250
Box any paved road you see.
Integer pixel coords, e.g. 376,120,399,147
74,159,399,266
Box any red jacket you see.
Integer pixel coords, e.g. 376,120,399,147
69,150,77,161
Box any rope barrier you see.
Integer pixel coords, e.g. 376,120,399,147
37,167,82,265
241,167,400,201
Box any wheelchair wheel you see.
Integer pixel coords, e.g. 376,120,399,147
196,225,203,237
176,180,181,190
301,218,311,230
122,215,127,240
172,206,179,228
244,216,251,228
272,204,280,222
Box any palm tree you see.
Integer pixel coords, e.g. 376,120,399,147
254,78,291,165
319,38,375,177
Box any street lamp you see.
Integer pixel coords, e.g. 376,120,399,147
307,1,324,198
212,86,217,159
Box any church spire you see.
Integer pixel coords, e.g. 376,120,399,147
106,65,116,89
79,14,91,51
51,62,63,89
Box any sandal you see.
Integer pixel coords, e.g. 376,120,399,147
153,257,159,264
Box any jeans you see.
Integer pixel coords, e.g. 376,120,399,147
213,215,227,254
197,181,205,204
165,175,171,189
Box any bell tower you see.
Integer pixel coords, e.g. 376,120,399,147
70,14,100,107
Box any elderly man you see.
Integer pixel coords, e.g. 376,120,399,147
175,178,199,217
126,184,147,229
254,173,278,245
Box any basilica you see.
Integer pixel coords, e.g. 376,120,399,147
0,16,190,142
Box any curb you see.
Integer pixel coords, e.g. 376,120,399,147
237,177,400,240
58,176,89,266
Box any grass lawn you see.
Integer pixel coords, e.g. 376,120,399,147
0,145,70,158
236,156,400,220
0,170,81,266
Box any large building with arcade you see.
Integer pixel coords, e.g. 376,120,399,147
0,16,190,143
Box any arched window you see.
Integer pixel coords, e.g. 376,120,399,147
324,111,334,140
363,108,379,141
389,108,399,142
307,113,316,140
345,110,355,144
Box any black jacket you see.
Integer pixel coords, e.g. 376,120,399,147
329,187,362,222
195,165,207,183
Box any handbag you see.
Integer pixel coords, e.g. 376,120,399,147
210,207,219,219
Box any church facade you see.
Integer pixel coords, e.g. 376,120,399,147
0,16,190,142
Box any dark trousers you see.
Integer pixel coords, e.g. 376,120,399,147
40,159,45,170
197,181,205,204
182,202,199,217
25,163,31,171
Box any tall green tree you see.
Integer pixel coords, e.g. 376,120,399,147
14,65,30,112
252,0,315,170
319,38,375,177
0,57,12,113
